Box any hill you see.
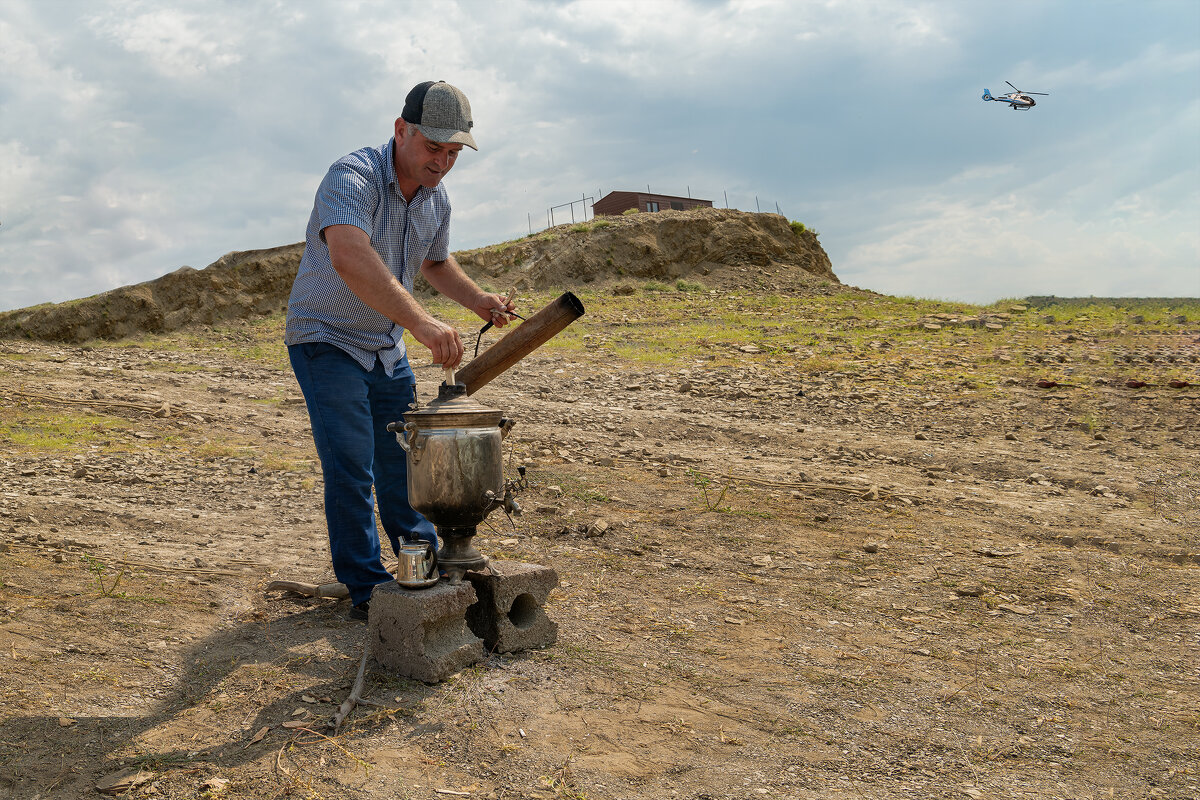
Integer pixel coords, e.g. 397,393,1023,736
0,208,834,343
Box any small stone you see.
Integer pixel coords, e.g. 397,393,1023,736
96,769,153,796
201,777,230,794
998,603,1036,616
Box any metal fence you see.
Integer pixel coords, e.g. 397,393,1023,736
524,188,789,236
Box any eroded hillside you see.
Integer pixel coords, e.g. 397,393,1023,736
0,208,833,343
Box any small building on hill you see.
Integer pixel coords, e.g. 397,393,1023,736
593,190,713,216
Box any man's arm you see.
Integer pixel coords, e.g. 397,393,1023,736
421,255,516,327
325,224,466,368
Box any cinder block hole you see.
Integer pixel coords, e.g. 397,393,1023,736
508,593,540,630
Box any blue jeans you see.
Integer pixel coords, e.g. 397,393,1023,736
288,342,436,606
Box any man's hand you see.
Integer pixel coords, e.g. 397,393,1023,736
410,317,465,369
470,289,518,328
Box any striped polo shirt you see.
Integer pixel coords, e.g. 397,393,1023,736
284,138,452,377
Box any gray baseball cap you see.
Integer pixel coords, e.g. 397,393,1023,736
401,81,477,150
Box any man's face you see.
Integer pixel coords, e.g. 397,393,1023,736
394,120,463,190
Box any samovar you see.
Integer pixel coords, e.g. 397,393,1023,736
388,291,585,583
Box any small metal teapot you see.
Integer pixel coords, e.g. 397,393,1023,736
395,539,439,589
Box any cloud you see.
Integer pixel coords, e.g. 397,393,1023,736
85,6,244,78
1,0,1197,312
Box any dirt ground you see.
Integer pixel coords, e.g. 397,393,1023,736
1,284,1197,800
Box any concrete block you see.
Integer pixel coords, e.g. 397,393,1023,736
369,580,484,683
465,560,559,653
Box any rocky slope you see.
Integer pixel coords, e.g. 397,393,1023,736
0,208,834,343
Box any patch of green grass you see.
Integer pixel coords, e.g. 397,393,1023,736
0,409,134,452
571,487,610,503
608,342,679,365
675,279,706,292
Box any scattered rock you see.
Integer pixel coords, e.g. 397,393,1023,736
96,768,154,796
974,546,1019,558
997,603,1036,616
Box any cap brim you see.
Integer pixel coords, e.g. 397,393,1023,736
413,123,478,151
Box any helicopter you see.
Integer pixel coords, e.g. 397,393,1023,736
982,81,1049,110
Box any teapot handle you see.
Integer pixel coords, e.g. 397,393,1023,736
425,542,439,580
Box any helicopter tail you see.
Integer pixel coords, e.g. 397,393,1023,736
982,89,993,101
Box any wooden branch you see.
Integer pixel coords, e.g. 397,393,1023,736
332,636,373,731
265,580,349,599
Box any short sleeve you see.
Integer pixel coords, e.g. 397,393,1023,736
426,200,451,262
314,157,379,241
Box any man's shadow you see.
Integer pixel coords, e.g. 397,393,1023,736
0,597,442,799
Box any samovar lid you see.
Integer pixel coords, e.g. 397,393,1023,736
403,382,503,427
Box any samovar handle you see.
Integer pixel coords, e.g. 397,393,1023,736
387,421,424,460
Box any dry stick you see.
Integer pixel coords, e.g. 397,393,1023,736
332,632,384,731
112,557,245,576
11,390,166,414
265,580,349,599
7,541,248,577
284,727,372,772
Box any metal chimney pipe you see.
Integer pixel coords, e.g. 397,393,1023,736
458,291,586,395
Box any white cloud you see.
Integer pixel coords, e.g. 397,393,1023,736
0,0,1197,312
85,5,244,78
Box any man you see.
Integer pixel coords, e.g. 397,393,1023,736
284,81,516,620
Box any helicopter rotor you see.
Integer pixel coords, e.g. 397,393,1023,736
1006,80,1048,96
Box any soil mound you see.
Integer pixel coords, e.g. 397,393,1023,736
0,208,835,343
449,207,835,294
0,244,304,343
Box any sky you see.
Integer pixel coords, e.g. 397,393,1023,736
1,0,1198,313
